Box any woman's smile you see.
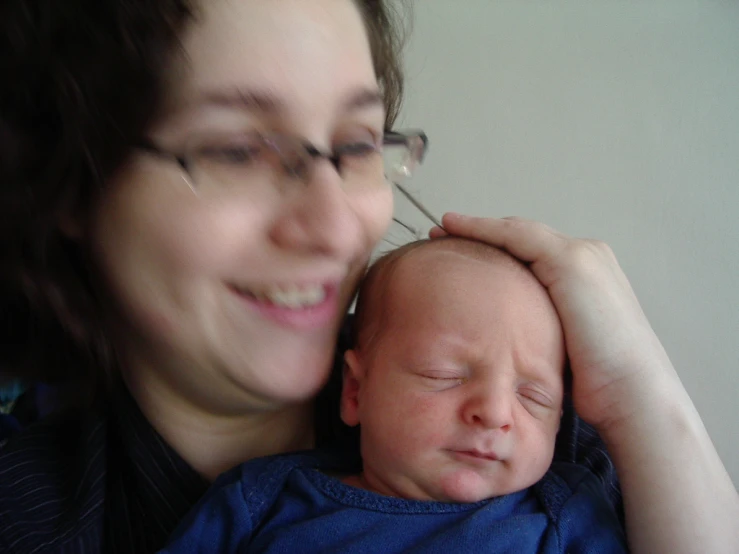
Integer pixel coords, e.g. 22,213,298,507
229,281,341,329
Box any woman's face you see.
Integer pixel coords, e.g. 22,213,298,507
87,0,393,412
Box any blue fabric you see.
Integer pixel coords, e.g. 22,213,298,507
0,379,27,407
0,379,27,447
161,451,627,554
0,413,21,448
0,383,210,554
0,382,63,445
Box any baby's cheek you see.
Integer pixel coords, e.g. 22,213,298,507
519,429,558,483
404,395,453,445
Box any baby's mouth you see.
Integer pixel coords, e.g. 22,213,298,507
452,449,501,462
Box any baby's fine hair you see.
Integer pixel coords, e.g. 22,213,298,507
352,237,528,350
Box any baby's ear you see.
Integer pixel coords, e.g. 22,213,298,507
340,349,364,427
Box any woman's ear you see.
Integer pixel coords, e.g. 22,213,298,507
340,349,364,427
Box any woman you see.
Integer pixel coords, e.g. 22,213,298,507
0,0,736,553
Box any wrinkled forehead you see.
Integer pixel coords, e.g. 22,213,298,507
370,240,566,379
384,239,555,317
396,239,534,287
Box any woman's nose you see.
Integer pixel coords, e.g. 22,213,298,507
268,161,363,259
462,383,514,432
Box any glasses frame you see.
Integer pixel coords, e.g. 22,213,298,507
137,129,442,229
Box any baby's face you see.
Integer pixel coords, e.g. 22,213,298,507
344,246,565,503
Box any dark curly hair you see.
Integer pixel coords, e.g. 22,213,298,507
0,0,409,406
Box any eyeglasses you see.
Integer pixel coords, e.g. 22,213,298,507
138,129,442,228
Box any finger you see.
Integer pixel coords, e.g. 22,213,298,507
439,213,567,264
428,226,448,239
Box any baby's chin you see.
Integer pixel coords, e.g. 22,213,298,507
433,468,539,504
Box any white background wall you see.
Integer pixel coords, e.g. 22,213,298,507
390,0,739,485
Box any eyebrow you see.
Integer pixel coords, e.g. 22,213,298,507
195,87,384,114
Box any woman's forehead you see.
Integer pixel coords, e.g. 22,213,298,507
165,0,379,120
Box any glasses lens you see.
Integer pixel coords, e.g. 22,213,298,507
383,144,416,184
189,133,276,192
382,132,427,185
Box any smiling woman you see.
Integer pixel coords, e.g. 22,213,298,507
86,0,399,422
0,0,411,551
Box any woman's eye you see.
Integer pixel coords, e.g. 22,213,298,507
198,144,263,165
335,141,379,159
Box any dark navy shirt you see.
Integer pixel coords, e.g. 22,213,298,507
0,383,209,553
0,321,622,553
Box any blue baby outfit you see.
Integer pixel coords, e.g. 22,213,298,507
162,450,627,553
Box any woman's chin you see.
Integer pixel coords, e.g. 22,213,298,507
265,374,331,405
212,312,344,408
245,356,335,407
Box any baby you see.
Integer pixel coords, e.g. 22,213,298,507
161,237,626,553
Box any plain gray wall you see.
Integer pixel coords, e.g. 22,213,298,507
388,0,739,485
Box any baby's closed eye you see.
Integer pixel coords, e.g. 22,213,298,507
516,386,557,415
414,368,468,389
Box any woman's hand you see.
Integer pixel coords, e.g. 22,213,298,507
430,213,673,431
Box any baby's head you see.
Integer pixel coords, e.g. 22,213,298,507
341,237,566,503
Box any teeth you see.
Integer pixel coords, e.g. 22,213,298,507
240,284,327,308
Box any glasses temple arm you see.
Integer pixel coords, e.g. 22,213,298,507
394,182,444,229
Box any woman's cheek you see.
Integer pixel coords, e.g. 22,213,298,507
354,183,394,249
